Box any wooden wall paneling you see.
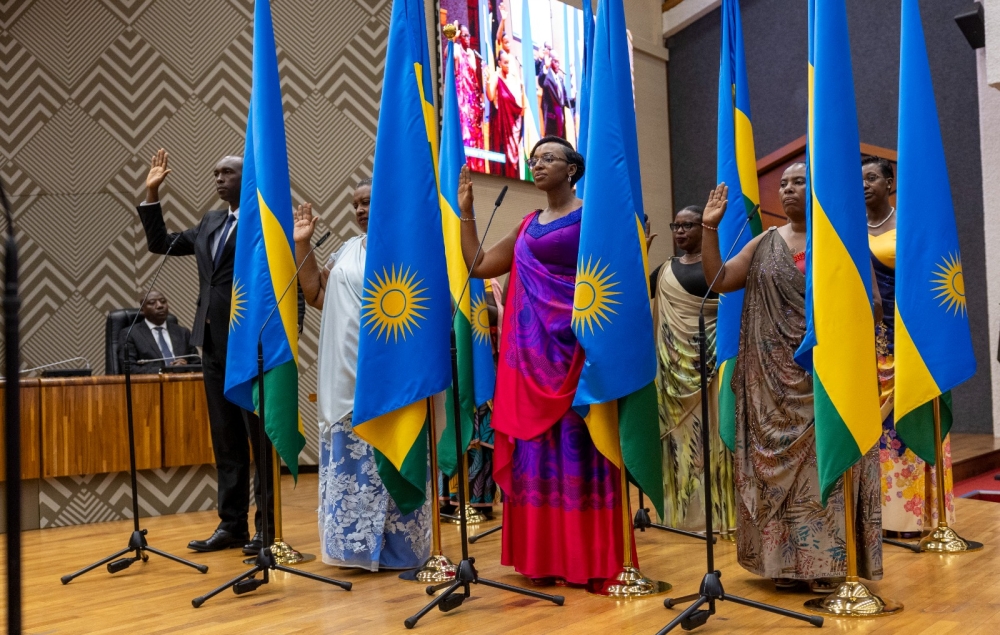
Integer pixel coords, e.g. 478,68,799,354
161,374,214,467
41,376,162,477
0,379,43,480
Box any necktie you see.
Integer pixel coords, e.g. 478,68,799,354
154,327,173,363
213,213,235,269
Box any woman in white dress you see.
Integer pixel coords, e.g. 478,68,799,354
294,179,430,570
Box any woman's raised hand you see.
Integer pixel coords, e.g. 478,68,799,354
293,203,318,243
458,165,475,218
702,183,729,229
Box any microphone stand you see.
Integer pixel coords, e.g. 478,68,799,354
2,181,23,634
655,206,822,633
62,235,208,584
18,357,91,375
192,231,352,608
404,187,564,630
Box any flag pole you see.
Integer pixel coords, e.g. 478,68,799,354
918,397,982,552
443,450,487,525
804,465,903,616
591,449,670,597
262,446,316,565
410,398,458,582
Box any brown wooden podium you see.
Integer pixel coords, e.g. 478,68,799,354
0,373,212,480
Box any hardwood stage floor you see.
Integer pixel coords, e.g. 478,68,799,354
9,473,1000,634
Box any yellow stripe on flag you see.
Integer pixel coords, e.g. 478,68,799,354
259,191,299,365
894,311,941,421
353,400,427,470
584,401,622,469
734,108,760,206
812,199,881,447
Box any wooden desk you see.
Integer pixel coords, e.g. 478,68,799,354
0,378,42,480
41,375,162,477
161,374,214,467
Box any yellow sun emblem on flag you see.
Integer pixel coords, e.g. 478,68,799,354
471,294,491,346
572,256,620,335
230,279,246,331
362,265,429,342
931,252,966,317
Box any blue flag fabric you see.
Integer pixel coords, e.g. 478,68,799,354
576,0,595,196
224,0,304,475
351,0,451,513
894,0,976,462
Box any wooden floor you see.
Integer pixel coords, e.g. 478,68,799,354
951,433,1000,481
8,474,1000,634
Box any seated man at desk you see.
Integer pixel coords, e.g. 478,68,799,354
118,290,199,374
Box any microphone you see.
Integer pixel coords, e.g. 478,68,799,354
19,357,90,375
123,233,183,371
452,185,508,321
135,354,201,365
699,203,760,314
259,231,331,339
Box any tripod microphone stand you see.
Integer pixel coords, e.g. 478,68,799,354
655,205,822,633
192,231,352,608
403,186,564,629
633,485,714,543
62,236,208,584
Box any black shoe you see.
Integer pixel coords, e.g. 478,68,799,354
242,532,263,556
188,529,249,552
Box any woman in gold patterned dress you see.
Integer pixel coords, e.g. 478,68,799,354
863,155,954,536
654,205,736,537
701,164,883,593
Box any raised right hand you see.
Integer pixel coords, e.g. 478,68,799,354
458,165,475,218
145,149,172,199
702,183,728,229
293,203,318,243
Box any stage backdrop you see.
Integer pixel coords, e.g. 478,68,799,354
665,0,992,434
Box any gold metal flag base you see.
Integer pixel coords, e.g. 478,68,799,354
243,541,317,566
413,554,458,583
442,504,487,525
918,525,983,553
590,567,671,598
804,579,903,617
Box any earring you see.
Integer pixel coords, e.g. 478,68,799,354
567,175,572,182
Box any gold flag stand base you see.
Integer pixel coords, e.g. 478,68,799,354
243,540,316,566
413,554,458,583
591,566,671,598
918,525,983,553
804,579,903,617
443,504,486,525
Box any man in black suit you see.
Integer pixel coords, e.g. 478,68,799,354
136,148,271,554
118,290,199,374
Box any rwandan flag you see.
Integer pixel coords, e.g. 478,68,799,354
800,0,882,503
352,0,452,514
225,0,304,477
520,0,541,178
437,38,497,476
894,0,976,463
573,0,663,518
716,0,761,452
575,0,596,197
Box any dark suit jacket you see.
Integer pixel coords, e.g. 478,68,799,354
137,203,306,351
118,321,200,374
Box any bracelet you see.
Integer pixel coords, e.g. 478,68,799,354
460,216,476,222
702,223,718,231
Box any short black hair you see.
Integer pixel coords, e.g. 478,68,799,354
676,204,704,219
530,136,586,185
861,155,894,181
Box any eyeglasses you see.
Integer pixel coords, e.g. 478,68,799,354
528,154,568,168
669,222,698,232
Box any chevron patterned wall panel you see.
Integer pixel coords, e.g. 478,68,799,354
38,465,218,528
1,0,392,466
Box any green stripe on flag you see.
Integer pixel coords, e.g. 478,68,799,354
438,312,475,476
373,419,428,515
814,374,863,505
252,359,304,479
896,391,952,465
743,194,763,236
718,358,737,452
619,381,664,519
